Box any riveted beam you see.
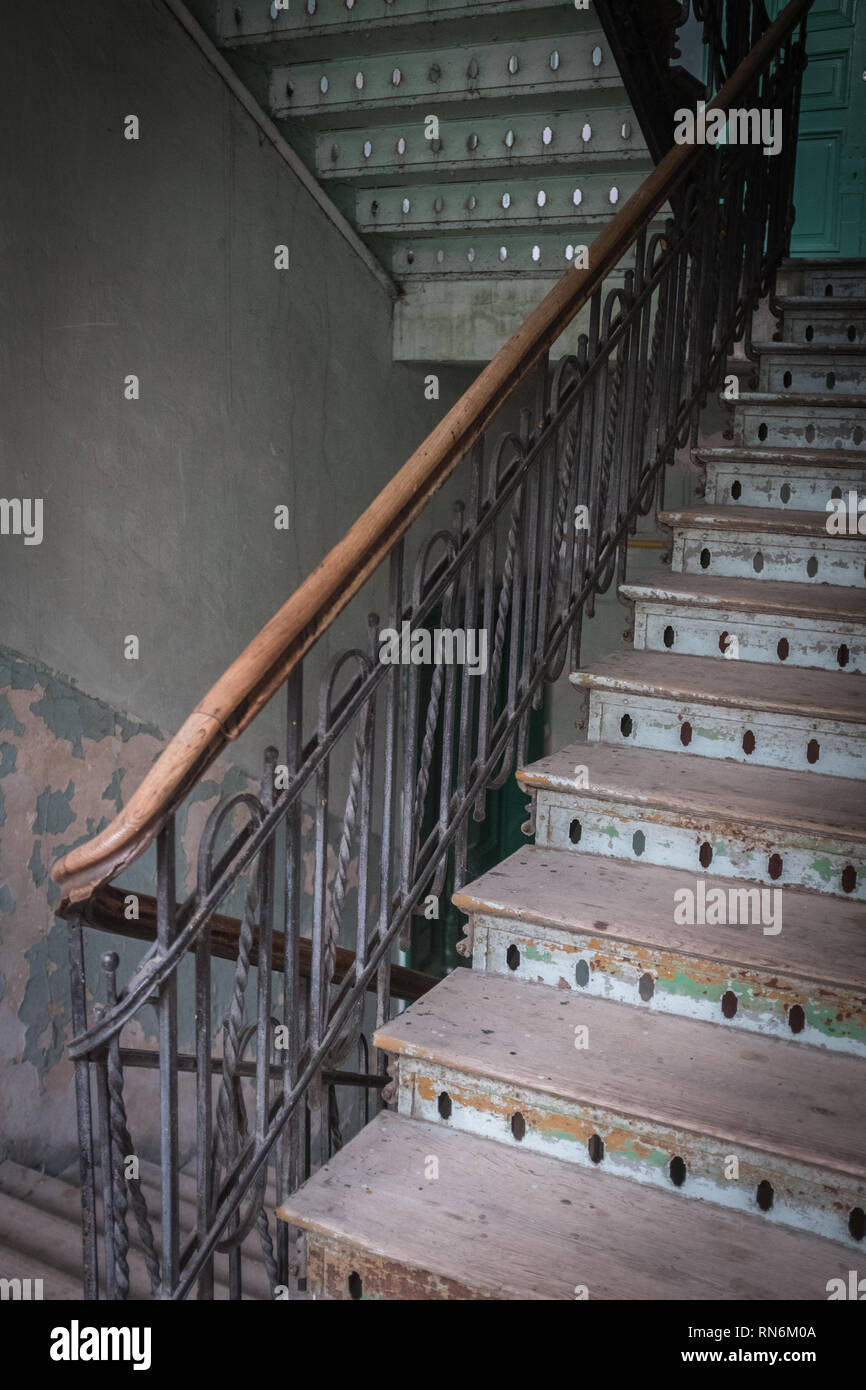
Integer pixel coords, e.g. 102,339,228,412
270,32,619,122
386,224,663,278
355,169,643,232
219,0,595,60
316,106,649,185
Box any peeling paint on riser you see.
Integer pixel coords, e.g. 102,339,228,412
470,917,866,1056
535,791,865,900
393,1057,865,1248
782,308,866,345
634,601,865,672
704,461,866,510
588,690,866,778
759,355,866,395
671,527,866,588
733,403,866,451
306,1236,486,1302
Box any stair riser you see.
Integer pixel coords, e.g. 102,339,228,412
355,172,641,233
587,689,866,779
802,272,866,299
704,461,866,510
732,404,866,451
633,599,866,673
533,789,865,899
393,1056,865,1247
305,1234,488,1301
782,309,866,345
317,108,647,182
671,527,866,587
759,356,866,394
270,33,616,119
222,0,584,48
469,914,866,1055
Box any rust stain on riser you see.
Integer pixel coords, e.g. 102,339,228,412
469,917,866,1055
535,793,866,900
307,1235,491,1302
396,1059,865,1247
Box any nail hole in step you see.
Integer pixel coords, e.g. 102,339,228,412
588,1133,604,1164
669,1156,686,1187
756,1180,774,1211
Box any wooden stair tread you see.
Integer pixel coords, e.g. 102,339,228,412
374,971,866,1176
695,445,866,469
778,296,866,308
751,341,866,355
277,1110,856,1300
516,742,866,843
659,505,862,537
570,648,866,721
734,391,866,407
453,845,866,990
620,571,866,620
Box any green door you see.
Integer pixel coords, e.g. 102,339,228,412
785,0,866,257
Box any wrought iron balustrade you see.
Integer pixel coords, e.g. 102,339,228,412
53,0,812,1299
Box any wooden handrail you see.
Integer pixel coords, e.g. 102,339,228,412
51,0,811,908
85,885,437,1003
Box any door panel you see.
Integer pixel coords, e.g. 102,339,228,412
784,0,866,256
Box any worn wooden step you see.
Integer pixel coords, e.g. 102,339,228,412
659,505,866,588
454,844,866,1052
55,1157,279,1293
277,1109,859,1300
697,446,866,511
752,342,866,395
572,648,866,777
622,572,866,672
374,970,866,1245
1,1160,273,1300
728,392,866,451
0,1183,165,1301
516,742,866,898
778,298,866,346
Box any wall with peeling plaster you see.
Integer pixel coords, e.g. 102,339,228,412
0,0,456,1169
0,645,371,1171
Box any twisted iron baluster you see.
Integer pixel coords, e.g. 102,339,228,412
215,875,258,1165
488,488,523,709
102,954,161,1297
412,574,455,837
326,722,367,995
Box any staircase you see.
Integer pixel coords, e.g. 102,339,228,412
202,0,693,357
0,1159,276,1299
278,257,866,1300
